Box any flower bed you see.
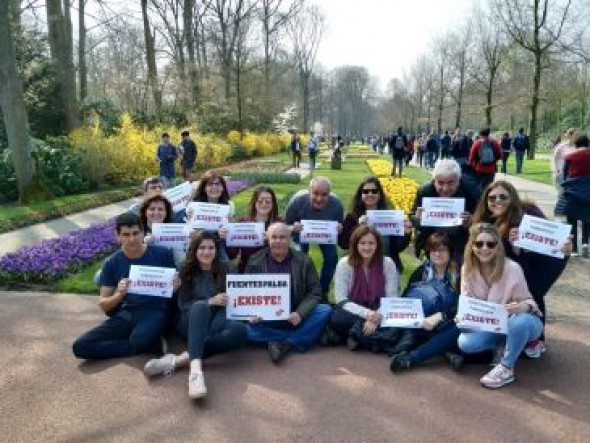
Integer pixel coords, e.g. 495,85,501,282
366,159,418,213
204,159,291,176
0,180,253,285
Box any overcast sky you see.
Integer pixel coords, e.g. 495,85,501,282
315,0,474,90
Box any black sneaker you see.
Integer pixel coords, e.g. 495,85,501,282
445,351,464,371
268,341,292,363
346,336,360,351
320,325,341,346
389,352,412,372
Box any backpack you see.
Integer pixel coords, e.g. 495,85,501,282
307,138,317,152
394,135,405,150
478,138,496,165
404,279,458,317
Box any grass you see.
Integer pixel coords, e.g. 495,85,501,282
501,156,553,185
53,148,424,296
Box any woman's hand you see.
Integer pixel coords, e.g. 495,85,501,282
143,234,155,245
218,227,228,240
505,301,529,315
562,235,573,256
366,310,382,325
508,227,519,243
404,219,413,235
363,320,378,336
249,315,263,324
291,221,303,233
461,212,472,227
209,293,228,307
358,215,368,225
172,273,181,291
186,207,194,220
422,312,443,331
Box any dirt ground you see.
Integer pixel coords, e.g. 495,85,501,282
1,277,588,443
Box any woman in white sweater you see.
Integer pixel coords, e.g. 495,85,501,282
328,225,399,347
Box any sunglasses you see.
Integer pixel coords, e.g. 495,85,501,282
487,194,509,203
473,241,498,249
362,189,379,195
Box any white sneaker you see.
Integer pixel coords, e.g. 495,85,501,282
524,340,546,359
144,353,175,377
188,371,207,399
481,364,515,389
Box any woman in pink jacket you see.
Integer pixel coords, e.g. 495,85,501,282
458,223,543,389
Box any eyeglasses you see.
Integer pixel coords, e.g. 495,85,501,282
487,194,509,203
473,241,498,249
361,189,379,195
206,181,222,187
147,185,164,190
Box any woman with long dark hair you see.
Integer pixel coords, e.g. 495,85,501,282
143,231,247,399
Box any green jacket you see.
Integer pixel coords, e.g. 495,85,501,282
245,248,321,319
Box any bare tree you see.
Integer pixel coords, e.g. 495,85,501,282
78,0,87,103
449,24,473,129
494,0,575,157
141,0,163,111
0,0,34,202
288,4,324,131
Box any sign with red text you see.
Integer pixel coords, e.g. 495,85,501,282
420,198,465,227
379,297,424,328
225,222,265,247
152,223,190,250
128,265,176,298
164,181,193,212
367,210,405,236
300,220,338,244
226,274,290,320
187,202,230,230
456,296,508,334
513,214,571,259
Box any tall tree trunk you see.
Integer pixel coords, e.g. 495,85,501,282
141,0,162,112
485,73,494,128
528,50,541,159
0,0,33,202
455,61,465,128
301,73,310,132
437,63,444,133
46,0,79,132
78,0,87,103
184,0,200,105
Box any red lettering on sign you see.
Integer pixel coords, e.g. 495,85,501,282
523,232,558,246
464,313,499,325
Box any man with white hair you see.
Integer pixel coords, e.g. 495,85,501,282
409,159,479,259
286,177,344,300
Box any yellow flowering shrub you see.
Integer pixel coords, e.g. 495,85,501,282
194,134,232,170
366,159,393,177
378,177,419,214
227,130,241,145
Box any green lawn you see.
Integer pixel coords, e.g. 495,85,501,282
502,156,552,185
54,150,424,297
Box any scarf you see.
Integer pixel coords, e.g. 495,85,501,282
350,260,385,307
422,259,460,292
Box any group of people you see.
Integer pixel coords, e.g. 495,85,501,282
73,145,576,400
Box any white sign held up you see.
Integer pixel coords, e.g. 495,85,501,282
456,296,508,334
225,222,265,247
379,297,425,328
128,265,176,298
151,223,190,250
513,214,571,259
187,202,230,230
300,220,338,245
421,198,465,227
367,210,405,236
226,274,291,321
164,181,193,212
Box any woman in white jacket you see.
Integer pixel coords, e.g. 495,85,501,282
328,225,399,347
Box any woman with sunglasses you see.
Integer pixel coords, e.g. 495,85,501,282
459,223,543,388
339,176,412,272
143,231,247,399
225,186,283,272
471,180,572,357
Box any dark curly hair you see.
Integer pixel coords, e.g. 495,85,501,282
179,231,227,300
248,185,280,225
193,171,231,204
138,195,173,234
349,176,388,219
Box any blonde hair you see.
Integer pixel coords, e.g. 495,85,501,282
463,223,505,284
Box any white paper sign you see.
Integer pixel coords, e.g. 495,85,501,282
379,298,425,328
226,274,290,320
187,202,230,230
151,223,190,250
513,214,571,259
421,198,465,227
456,296,508,334
164,181,193,212
225,222,265,247
367,210,405,236
128,265,176,298
300,220,338,244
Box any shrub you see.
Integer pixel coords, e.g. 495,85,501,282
228,172,301,184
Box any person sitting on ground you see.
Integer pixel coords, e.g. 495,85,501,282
410,159,478,260
472,180,572,356
245,222,332,363
225,185,283,273
143,231,247,400
458,223,543,389
389,231,463,372
72,213,178,360
329,226,399,348
339,176,412,273
286,177,344,300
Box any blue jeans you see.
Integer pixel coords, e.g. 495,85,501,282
309,151,317,171
515,150,525,173
501,151,510,173
427,151,437,169
177,301,247,360
410,322,461,364
298,241,338,297
246,304,332,352
72,306,168,359
457,313,543,368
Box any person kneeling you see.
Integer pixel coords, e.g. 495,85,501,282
245,222,332,363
